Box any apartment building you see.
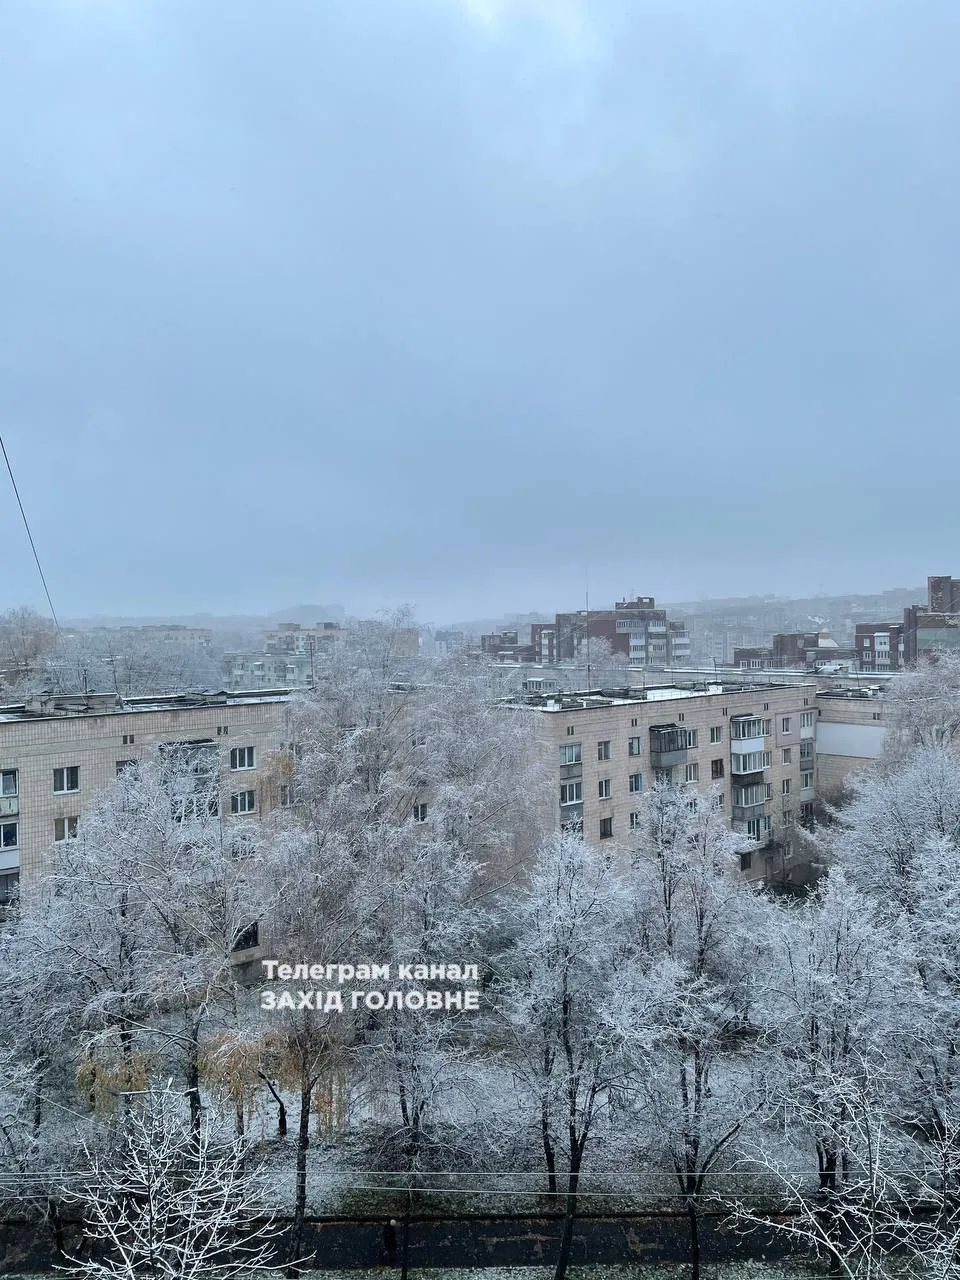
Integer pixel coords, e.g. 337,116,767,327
0,690,291,897
555,598,690,667
904,576,960,664
854,623,904,672
814,687,887,797
521,680,818,883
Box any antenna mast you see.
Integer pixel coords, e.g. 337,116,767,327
584,568,591,691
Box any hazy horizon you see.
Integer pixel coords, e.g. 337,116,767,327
3,0,959,621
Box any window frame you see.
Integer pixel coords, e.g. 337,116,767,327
229,746,256,771
53,766,80,794
230,789,256,815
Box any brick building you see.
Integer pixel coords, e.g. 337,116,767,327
904,576,960,664
520,679,819,884
0,690,290,898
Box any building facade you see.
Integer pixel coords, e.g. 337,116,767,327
0,690,290,897
854,623,904,672
904,576,960,664
522,679,819,883
814,687,887,797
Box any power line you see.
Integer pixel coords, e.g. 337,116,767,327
0,431,61,635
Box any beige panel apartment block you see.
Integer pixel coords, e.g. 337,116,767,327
524,680,820,882
0,692,292,890
814,688,887,797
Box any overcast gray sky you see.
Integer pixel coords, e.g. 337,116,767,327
1,0,958,624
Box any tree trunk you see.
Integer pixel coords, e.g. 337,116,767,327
258,1071,288,1137
185,1018,202,1136
553,1169,580,1280
399,1186,412,1280
287,1080,313,1278
541,1101,557,1195
686,1197,700,1280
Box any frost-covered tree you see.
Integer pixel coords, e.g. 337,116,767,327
0,606,57,687
24,628,223,698
884,651,960,762
496,831,642,1280
625,782,778,1278
9,748,263,1130
63,1081,284,1280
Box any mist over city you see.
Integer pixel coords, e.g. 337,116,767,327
3,2,960,1279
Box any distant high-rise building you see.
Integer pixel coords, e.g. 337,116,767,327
904,576,960,664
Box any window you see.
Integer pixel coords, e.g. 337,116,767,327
711,759,724,779
122,733,135,745
709,726,722,744
230,746,256,770
800,740,814,762
54,816,79,841
782,808,793,823
730,718,763,740
801,772,814,791
628,773,643,793
559,743,582,765
677,713,685,722
781,747,792,764
714,792,725,809
560,781,582,805
739,850,752,871
746,816,772,840
628,736,642,756
413,802,428,823
630,717,638,728
629,811,643,830
230,790,256,814
0,871,19,904
232,922,259,952
599,816,613,839
781,717,791,734
731,750,771,773
734,783,767,807
782,778,791,795
566,725,575,736
862,637,871,647
762,719,772,736
217,724,230,736
279,783,293,806
116,759,137,776
53,766,79,794
684,729,698,748
762,702,769,711
684,762,699,783
0,821,18,850
598,778,611,800
872,712,882,721
800,711,814,729
597,740,611,761
1,769,17,797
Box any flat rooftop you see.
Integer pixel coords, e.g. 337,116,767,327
514,679,810,712
0,689,292,723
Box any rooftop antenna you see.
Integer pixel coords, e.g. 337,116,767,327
584,568,591,691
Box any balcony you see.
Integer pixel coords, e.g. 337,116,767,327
733,801,767,822
649,725,688,769
731,750,770,778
